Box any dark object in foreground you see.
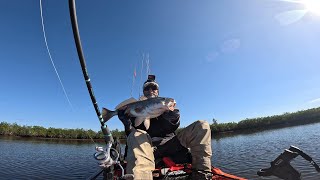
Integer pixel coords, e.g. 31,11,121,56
257,146,320,180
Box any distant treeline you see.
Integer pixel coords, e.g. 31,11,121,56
1,107,320,139
210,107,320,134
0,122,126,140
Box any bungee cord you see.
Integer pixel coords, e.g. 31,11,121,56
39,0,73,110
137,52,152,98
145,53,151,77
138,53,144,97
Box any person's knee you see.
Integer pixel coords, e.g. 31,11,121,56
128,129,148,139
195,120,211,130
127,129,152,149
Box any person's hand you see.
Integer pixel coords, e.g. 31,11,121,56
168,102,176,111
168,105,175,111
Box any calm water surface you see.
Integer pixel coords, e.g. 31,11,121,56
1,123,320,180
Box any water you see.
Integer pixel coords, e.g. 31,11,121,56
212,123,320,180
0,138,102,179
1,123,320,180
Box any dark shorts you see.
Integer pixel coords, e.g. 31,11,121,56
154,136,192,164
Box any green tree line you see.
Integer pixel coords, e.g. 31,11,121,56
0,122,126,140
1,107,320,139
210,107,320,134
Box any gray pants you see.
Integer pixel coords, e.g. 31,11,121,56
126,120,212,180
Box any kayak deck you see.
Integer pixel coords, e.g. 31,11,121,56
111,157,247,180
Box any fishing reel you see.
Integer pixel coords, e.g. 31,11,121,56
91,144,135,180
94,144,120,168
87,143,127,180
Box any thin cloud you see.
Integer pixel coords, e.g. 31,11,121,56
308,98,320,104
205,38,240,63
220,39,241,53
205,51,219,63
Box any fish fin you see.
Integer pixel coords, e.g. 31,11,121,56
115,97,137,110
144,118,151,130
134,117,146,127
102,108,117,123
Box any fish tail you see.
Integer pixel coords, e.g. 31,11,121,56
102,108,118,123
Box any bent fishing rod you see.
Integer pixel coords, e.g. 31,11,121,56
69,2,127,178
68,0,113,145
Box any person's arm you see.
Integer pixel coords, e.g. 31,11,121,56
160,108,180,125
145,108,180,137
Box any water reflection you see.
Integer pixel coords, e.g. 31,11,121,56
1,123,320,179
0,136,104,145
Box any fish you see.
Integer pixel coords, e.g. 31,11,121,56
102,97,176,130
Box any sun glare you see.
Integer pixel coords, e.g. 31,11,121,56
303,0,320,15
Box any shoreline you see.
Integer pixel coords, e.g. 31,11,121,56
2,121,319,141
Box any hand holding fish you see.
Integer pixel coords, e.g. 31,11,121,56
167,101,176,111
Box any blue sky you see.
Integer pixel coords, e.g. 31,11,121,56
0,0,320,131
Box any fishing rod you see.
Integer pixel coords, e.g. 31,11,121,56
68,1,127,179
68,0,113,145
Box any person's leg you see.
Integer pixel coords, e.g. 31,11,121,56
126,129,155,180
176,120,212,179
154,136,191,164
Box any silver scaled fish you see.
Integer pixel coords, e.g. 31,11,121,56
102,97,176,130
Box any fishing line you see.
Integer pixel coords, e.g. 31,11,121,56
40,0,73,110
87,131,98,147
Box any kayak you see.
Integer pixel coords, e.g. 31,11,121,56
109,156,247,180
97,144,320,180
